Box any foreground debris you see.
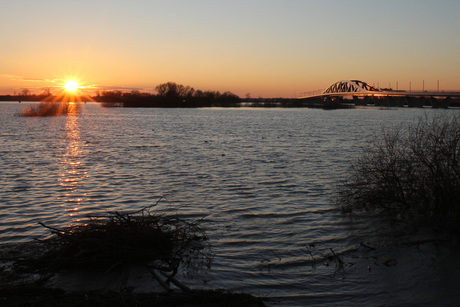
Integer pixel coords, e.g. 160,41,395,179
0,205,267,306
27,204,212,279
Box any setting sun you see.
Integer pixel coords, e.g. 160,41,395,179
64,80,79,92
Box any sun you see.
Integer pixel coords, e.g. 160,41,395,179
64,80,79,92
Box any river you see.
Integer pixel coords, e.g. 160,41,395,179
1,102,459,306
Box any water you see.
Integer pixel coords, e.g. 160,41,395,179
1,102,459,306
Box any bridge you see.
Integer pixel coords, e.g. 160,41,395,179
300,80,460,99
298,80,460,108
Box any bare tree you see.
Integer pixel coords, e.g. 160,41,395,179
156,82,179,97
42,88,52,96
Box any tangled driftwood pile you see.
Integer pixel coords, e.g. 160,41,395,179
26,204,212,283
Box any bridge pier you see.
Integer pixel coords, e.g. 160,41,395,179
431,97,449,108
405,97,423,107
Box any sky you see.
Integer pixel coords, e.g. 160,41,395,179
1,0,460,97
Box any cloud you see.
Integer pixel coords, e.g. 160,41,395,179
96,85,150,92
1,74,59,83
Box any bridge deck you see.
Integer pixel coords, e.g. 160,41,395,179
299,91,460,100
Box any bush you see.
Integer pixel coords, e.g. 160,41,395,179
19,101,79,117
337,114,460,230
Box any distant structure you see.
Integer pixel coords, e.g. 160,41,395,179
300,79,460,99
298,79,460,108
322,80,380,95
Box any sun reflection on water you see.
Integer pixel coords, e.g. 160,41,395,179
58,102,87,217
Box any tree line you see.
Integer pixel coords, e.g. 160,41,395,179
94,82,241,107
0,82,241,107
0,88,54,102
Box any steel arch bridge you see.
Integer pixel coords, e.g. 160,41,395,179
322,80,379,95
299,79,460,100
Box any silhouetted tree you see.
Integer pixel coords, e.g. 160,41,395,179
42,88,52,96
156,82,179,97
99,90,123,102
156,82,195,98
194,89,204,98
182,85,195,97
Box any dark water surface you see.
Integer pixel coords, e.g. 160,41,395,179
1,102,459,306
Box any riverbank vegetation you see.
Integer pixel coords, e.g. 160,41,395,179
18,101,80,117
337,114,460,232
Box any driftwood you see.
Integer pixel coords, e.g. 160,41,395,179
27,203,212,280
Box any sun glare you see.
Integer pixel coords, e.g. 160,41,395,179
64,80,79,92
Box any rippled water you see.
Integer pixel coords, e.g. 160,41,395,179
1,102,459,306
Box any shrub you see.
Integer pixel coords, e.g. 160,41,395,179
19,101,79,117
337,114,460,230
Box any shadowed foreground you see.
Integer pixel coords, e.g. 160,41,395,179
0,286,266,307
0,206,266,306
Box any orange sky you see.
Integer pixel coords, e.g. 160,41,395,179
1,1,460,98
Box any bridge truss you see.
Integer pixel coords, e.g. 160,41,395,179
299,79,460,100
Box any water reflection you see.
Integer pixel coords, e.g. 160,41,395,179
58,102,86,217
